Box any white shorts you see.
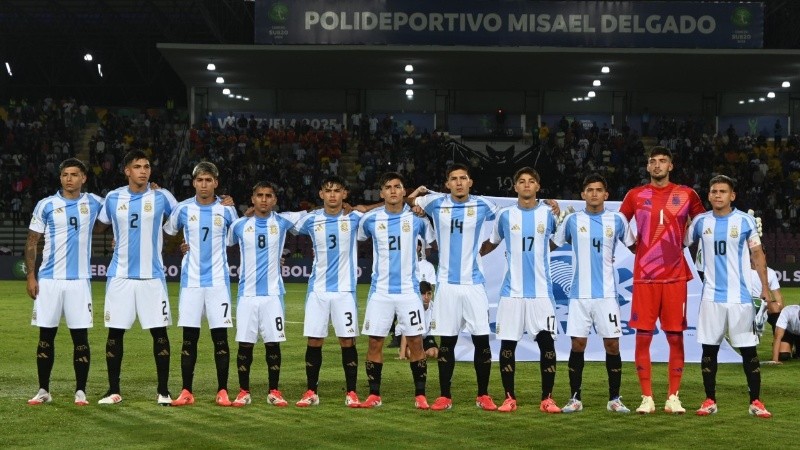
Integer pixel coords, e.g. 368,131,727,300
429,283,490,336
495,297,557,342
697,301,759,347
303,291,359,339
362,292,426,338
104,278,171,330
236,295,286,344
31,279,93,329
178,286,233,329
566,297,623,339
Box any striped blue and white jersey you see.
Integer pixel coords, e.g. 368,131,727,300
98,186,177,279
228,211,304,298
553,209,633,299
415,192,497,285
163,197,238,288
489,203,556,298
30,191,104,280
358,205,429,296
685,209,761,304
292,209,362,293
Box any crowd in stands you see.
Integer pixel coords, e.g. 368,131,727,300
3,99,798,261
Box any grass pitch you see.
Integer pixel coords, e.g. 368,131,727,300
1,282,797,449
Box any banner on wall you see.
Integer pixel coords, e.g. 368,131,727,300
255,0,764,48
450,197,742,363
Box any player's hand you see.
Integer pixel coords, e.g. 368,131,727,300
110,238,116,249
149,182,161,190
747,209,763,237
342,202,354,214
410,185,429,197
180,242,190,255
762,360,782,366
219,195,235,207
412,205,425,217
244,206,255,217
26,276,39,300
545,199,561,218
352,205,368,213
281,257,286,266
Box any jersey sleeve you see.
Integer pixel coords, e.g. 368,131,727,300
227,220,241,247
552,213,571,247
776,308,791,329
291,214,310,236
29,199,48,234
684,216,700,247
617,214,635,247
97,194,113,225
480,196,499,220
743,215,762,248
414,192,444,215
162,205,182,236
488,210,504,244
767,269,780,290
423,217,435,244
357,214,372,241
687,188,705,218
619,189,635,220
160,189,179,216
280,211,307,227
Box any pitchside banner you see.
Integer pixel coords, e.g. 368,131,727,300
452,198,741,363
255,0,764,48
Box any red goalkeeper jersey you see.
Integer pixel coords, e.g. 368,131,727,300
619,182,704,284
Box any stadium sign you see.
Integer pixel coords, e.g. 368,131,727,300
255,0,764,48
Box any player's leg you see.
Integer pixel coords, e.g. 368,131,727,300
428,283,461,406
564,298,592,409
149,327,172,404
100,278,134,403
333,293,360,405
629,283,658,412
524,297,558,413
660,282,688,399
262,295,287,407
397,294,429,409
233,342,254,407
205,286,233,406
462,285,493,407
232,296,258,407
29,327,58,405
360,293,395,408
136,279,172,404
63,279,93,405
695,301,725,416
728,303,771,417
28,279,66,404
423,336,438,359
173,326,200,406
300,293,328,403
496,296,525,412
593,297,627,412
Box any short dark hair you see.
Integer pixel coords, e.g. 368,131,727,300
419,281,433,295
58,158,87,175
320,175,348,191
378,171,405,188
192,161,219,179
648,146,672,160
709,174,736,191
252,181,279,195
445,163,470,180
582,173,608,190
123,149,149,167
513,166,540,184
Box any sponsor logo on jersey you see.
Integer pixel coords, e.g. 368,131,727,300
429,320,436,330
643,199,651,206
378,223,386,231
315,223,324,232
105,311,111,322
118,203,128,211
579,226,587,233
364,320,370,331
54,207,65,214
189,215,198,222
703,227,713,235
245,225,254,233
31,309,37,321
511,224,520,231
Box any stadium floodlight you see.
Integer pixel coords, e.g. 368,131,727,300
405,78,414,85
587,91,596,98
767,92,776,98
216,76,225,84
235,95,242,99
593,80,601,87
4,62,11,76
759,97,765,102
244,97,250,101
207,62,216,71
222,88,230,95
228,94,235,98
576,97,583,101
84,53,93,61
572,98,577,102
404,64,414,72
601,66,610,73
748,98,755,103
584,96,590,100
97,64,103,77
782,81,791,88
405,89,414,97
738,100,745,104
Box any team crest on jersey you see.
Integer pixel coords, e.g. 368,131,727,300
118,203,128,211
340,221,349,232
730,226,739,238
579,226,587,233
672,194,681,206
189,215,198,222
441,207,451,214
270,224,278,235
511,224,520,231
402,220,411,232
605,226,613,238
429,320,436,330
703,227,713,235
467,206,475,216
214,215,223,227
54,207,65,214
144,201,153,212
80,204,89,215
537,222,545,234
